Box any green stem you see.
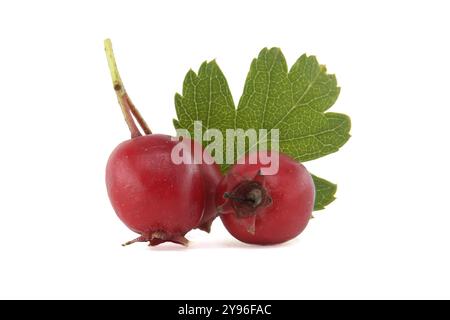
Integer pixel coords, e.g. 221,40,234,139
104,39,151,137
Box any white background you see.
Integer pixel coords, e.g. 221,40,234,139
0,0,449,299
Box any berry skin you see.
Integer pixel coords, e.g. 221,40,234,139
192,140,222,233
106,135,205,246
216,151,315,245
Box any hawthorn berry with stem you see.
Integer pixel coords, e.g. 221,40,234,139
104,39,220,246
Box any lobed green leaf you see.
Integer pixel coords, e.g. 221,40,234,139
173,49,350,210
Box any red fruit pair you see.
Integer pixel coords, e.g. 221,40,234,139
104,40,315,247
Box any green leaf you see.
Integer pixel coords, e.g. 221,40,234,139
173,60,235,165
312,175,337,210
173,48,351,211
236,48,350,164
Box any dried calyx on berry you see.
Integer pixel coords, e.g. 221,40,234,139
220,171,272,218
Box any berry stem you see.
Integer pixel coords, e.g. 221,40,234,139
125,95,152,135
104,39,152,137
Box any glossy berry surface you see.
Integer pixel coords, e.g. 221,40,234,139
192,140,222,232
216,151,315,245
106,134,205,245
